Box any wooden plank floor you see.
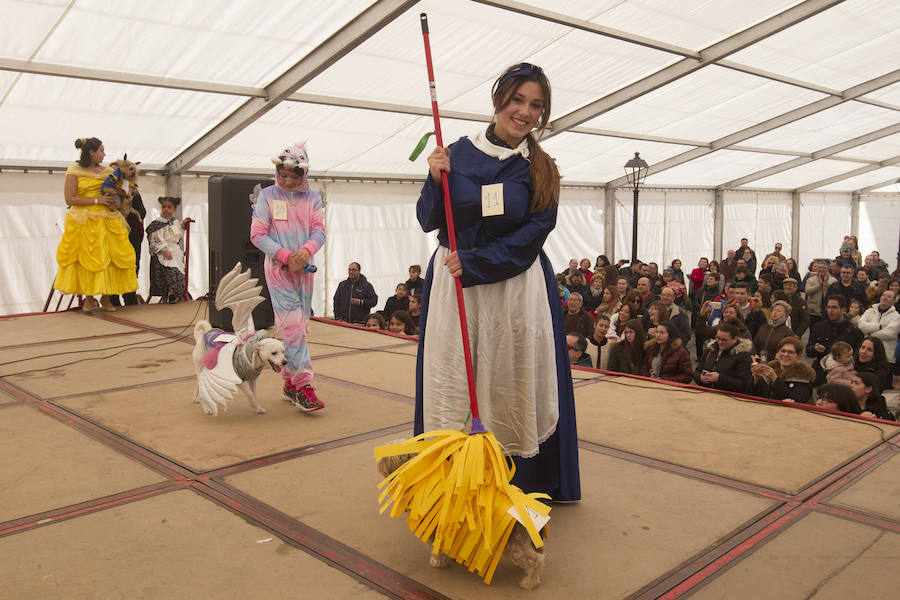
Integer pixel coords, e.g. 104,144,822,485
1,301,898,599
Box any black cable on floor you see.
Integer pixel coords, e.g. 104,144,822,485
0,300,208,377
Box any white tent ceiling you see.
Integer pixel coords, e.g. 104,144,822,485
1,0,899,193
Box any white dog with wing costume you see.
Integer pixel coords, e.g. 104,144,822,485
192,263,286,415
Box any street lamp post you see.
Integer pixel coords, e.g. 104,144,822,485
624,152,649,264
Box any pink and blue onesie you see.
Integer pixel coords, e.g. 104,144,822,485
249,144,325,392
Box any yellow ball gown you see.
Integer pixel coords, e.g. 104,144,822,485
54,165,138,295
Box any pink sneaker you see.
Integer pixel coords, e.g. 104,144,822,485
282,382,298,403
293,384,323,412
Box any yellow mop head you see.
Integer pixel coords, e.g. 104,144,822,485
375,430,550,584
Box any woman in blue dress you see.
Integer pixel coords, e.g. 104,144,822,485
414,63,580,502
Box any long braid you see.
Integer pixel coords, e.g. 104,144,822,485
526,133,560,213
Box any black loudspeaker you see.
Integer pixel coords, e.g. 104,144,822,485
208,175,275,331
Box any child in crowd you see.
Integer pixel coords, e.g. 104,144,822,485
405,264,424,297
847,298,864,327
408,293,422,329
822,341,855,385
146,196,189,302
365,313,387,330
556,273,570,308
382,283,410,319
661,268,687,304
388,310,417,335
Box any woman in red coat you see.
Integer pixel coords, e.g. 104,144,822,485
689,257,709,295
641,321,693,383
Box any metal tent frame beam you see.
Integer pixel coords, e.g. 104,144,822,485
0,0,895,196
473,0,700,58
795,154,900,193
0,60,886,170
719,122,900,189
0,57,262,97
480,0,900,114
856,178,900,194
543,0,845,136
164,0,418,174
605,69,900,188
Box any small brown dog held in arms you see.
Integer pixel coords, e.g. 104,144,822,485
377,450,546,590
109,154,141,221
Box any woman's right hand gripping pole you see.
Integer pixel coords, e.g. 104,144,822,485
427,146,450,185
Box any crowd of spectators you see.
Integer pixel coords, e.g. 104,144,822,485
335,262,425,337
332,235,899,421
557,235,900,421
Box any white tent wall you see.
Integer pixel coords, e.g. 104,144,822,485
0,173,209,315
3,172,898,316
860,194,900,271
723,190,792,264
321,181,434,320
131,175,209,304
798,192,853,269
0,172,68,314
614,189,715,270
322,183,609,319
545,188,606,275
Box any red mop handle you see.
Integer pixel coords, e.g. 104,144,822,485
420,13,482,427
183,218,195,301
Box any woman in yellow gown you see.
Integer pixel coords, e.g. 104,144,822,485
54,137,137,311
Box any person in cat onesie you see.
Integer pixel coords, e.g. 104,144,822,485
250,143,326,412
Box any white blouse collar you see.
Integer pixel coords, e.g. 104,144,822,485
470,128,529,161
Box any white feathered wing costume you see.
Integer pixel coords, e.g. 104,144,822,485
193,263,271,415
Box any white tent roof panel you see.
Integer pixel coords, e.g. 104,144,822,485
304,0,572,109
578,65,826,142
541,132,689,183
0,70,18,99
861,82,900,107
506,28,677,116
1,0,68,59
644,149,790,187
197,102,425,171
868,183,900,193
305,0,676,117
739,102,900,153
0,0,896,194
23,0,374,87
832,132,900,162
538,0,805,51
2,73,248,164
333,116,488,174
816,166,900,192
728,0,900,90
747,158,864,190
